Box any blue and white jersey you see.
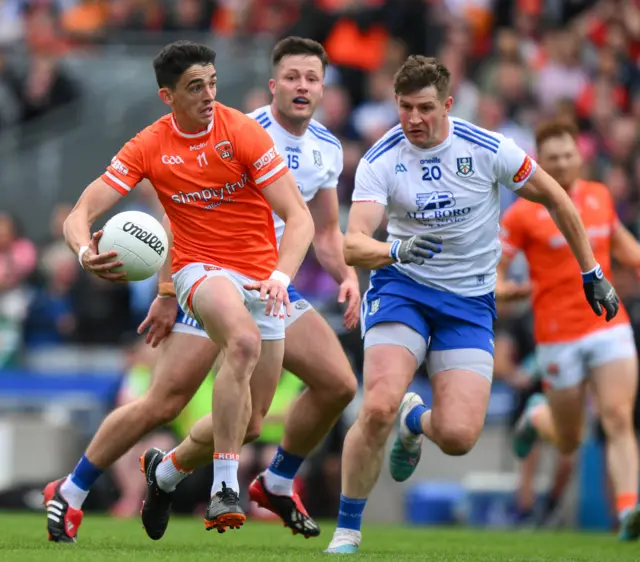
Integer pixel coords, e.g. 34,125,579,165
353,117,537,296
246,105,343,244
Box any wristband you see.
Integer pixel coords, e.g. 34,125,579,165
78,245,89,268
581,264,603,283
269,269,291,288
389,239,401,262
158,281,176,298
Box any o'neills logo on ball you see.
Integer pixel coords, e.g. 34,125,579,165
122,222,165,256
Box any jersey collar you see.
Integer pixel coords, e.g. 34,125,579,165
406,117,453,155
265,105,307,143
171,113,214,139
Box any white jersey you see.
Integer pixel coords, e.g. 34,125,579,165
247,105,343,244
353,117,537,296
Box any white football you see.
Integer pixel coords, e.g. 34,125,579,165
98,211,168,281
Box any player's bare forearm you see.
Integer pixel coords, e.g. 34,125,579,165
343,201,391,270
63,207,93,255
263,172,315,279
517,168,597,272
549,198,597,272
314,227,356,283
343,232,395,270
63,178,122,254
496,255,510,282
158,214,174,284
277,210,315,279
611,224,640,268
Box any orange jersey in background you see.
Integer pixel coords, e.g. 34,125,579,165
501,179,629,344
101,102,288,280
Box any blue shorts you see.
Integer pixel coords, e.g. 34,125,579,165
361,266,496,355
172,283,311,337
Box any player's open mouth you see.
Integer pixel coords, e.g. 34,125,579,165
292,97,310,107
201,106,213,116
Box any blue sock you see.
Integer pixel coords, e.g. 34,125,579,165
405,404,427,435
337,494,367,531
268,446,304,479
69,455,103,491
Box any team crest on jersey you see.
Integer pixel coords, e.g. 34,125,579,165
313,149,323,169
215,140,234,161
455,157,474,178
368,298,380,315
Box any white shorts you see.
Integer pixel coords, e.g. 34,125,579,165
536,324,636,390
172,289,313,339
172,263,285,341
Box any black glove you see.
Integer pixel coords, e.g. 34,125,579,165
389,234,442,265
582,265,619,321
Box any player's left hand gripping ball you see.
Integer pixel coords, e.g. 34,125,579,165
582,264,619,321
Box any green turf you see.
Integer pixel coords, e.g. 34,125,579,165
0,512,637,561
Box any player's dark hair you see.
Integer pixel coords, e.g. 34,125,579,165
535,119,579,151
271,36,328,72
153,41,217,89
393,55,451,100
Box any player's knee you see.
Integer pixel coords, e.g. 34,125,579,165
142,392,191,426
361,399,398,435
244,422,262,444
434,425,478,456
329,369,357,408
600,403,633,437
556,433,582,454
227,330,261,369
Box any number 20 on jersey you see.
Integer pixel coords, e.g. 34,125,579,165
421,164,442,181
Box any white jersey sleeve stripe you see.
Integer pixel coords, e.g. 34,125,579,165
452,125,500,150
308,123,340,144
255,161,286,185
366,134,405,163
363,125,402,160
452,120,501,145
308,126,341,149
105,171,131,192
452,129,499,153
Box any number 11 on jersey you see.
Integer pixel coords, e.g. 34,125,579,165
197,152,208,167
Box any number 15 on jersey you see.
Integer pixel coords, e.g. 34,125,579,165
287,154,299,170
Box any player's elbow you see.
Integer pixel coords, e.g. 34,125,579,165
62,204,84,244
343,234,359,266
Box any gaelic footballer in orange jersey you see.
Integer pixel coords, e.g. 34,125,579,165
501,119,640,539
52,41,314,544
501,179,629,345
102,103,287,280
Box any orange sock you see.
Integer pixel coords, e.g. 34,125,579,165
164,450,191,473
616,493,637,518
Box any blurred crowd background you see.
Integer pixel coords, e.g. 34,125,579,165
1,0,639,531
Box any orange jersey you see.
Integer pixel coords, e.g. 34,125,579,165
101,103,288,279
500,179,629,344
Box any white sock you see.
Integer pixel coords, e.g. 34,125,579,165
264,469,294,496
212,453,239,495
329,528,361,547
155,450,191,493
60,476,89,510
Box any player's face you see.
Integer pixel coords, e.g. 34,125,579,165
397,87,453,149
270,55,324,122
159,63,217,130
537,134,582,190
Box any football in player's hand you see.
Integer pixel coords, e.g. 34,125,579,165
98,211,168,281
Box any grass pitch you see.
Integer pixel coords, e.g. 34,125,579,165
0,511,637,561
